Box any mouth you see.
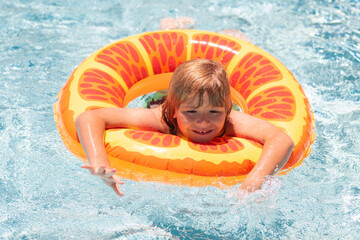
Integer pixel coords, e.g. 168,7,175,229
192,129,213,135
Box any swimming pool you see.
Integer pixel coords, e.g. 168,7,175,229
1,0,359,238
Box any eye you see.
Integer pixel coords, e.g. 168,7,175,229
186,110,197,113
210,110,223,114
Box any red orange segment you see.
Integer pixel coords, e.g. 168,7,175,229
78,68,126,107
188,138,244,154
124,130,181,148
229,52,283,100
247,86,296,121
191,33,242,68
138,32,188,74
94,41,149,88
169,157,256,176
107,144,256,177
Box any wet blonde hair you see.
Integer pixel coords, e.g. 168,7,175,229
162,59,232,134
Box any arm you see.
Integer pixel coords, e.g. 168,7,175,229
226,111,294,192
75,107,165,196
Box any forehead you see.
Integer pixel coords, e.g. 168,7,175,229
181,92,224,108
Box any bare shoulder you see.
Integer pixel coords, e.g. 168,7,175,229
90,107,169,133
226,110,283,143
227,110,269,127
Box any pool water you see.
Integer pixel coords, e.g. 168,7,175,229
1,0,359,239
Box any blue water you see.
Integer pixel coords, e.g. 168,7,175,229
1,0,359,239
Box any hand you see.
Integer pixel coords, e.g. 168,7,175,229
82,165,125,196
239,177,264,192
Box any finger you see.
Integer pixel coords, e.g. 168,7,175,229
112,175,125,185
81,164,94,170
111,183,124,196
81,165,95,174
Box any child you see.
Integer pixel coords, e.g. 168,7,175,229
75,59,294,197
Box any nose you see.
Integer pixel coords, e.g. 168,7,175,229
196,113,210,124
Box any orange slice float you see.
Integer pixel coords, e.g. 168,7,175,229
54,30,315,187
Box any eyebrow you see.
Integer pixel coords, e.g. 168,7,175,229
181,104,225,109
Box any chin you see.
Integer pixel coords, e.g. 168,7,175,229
190,138,212,143
187,134,217,143
181,129,221,143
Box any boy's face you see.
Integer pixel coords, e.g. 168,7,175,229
174,93,226,143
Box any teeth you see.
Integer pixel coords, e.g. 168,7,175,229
195,130,210,134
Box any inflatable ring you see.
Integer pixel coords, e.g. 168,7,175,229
54,30,315,187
